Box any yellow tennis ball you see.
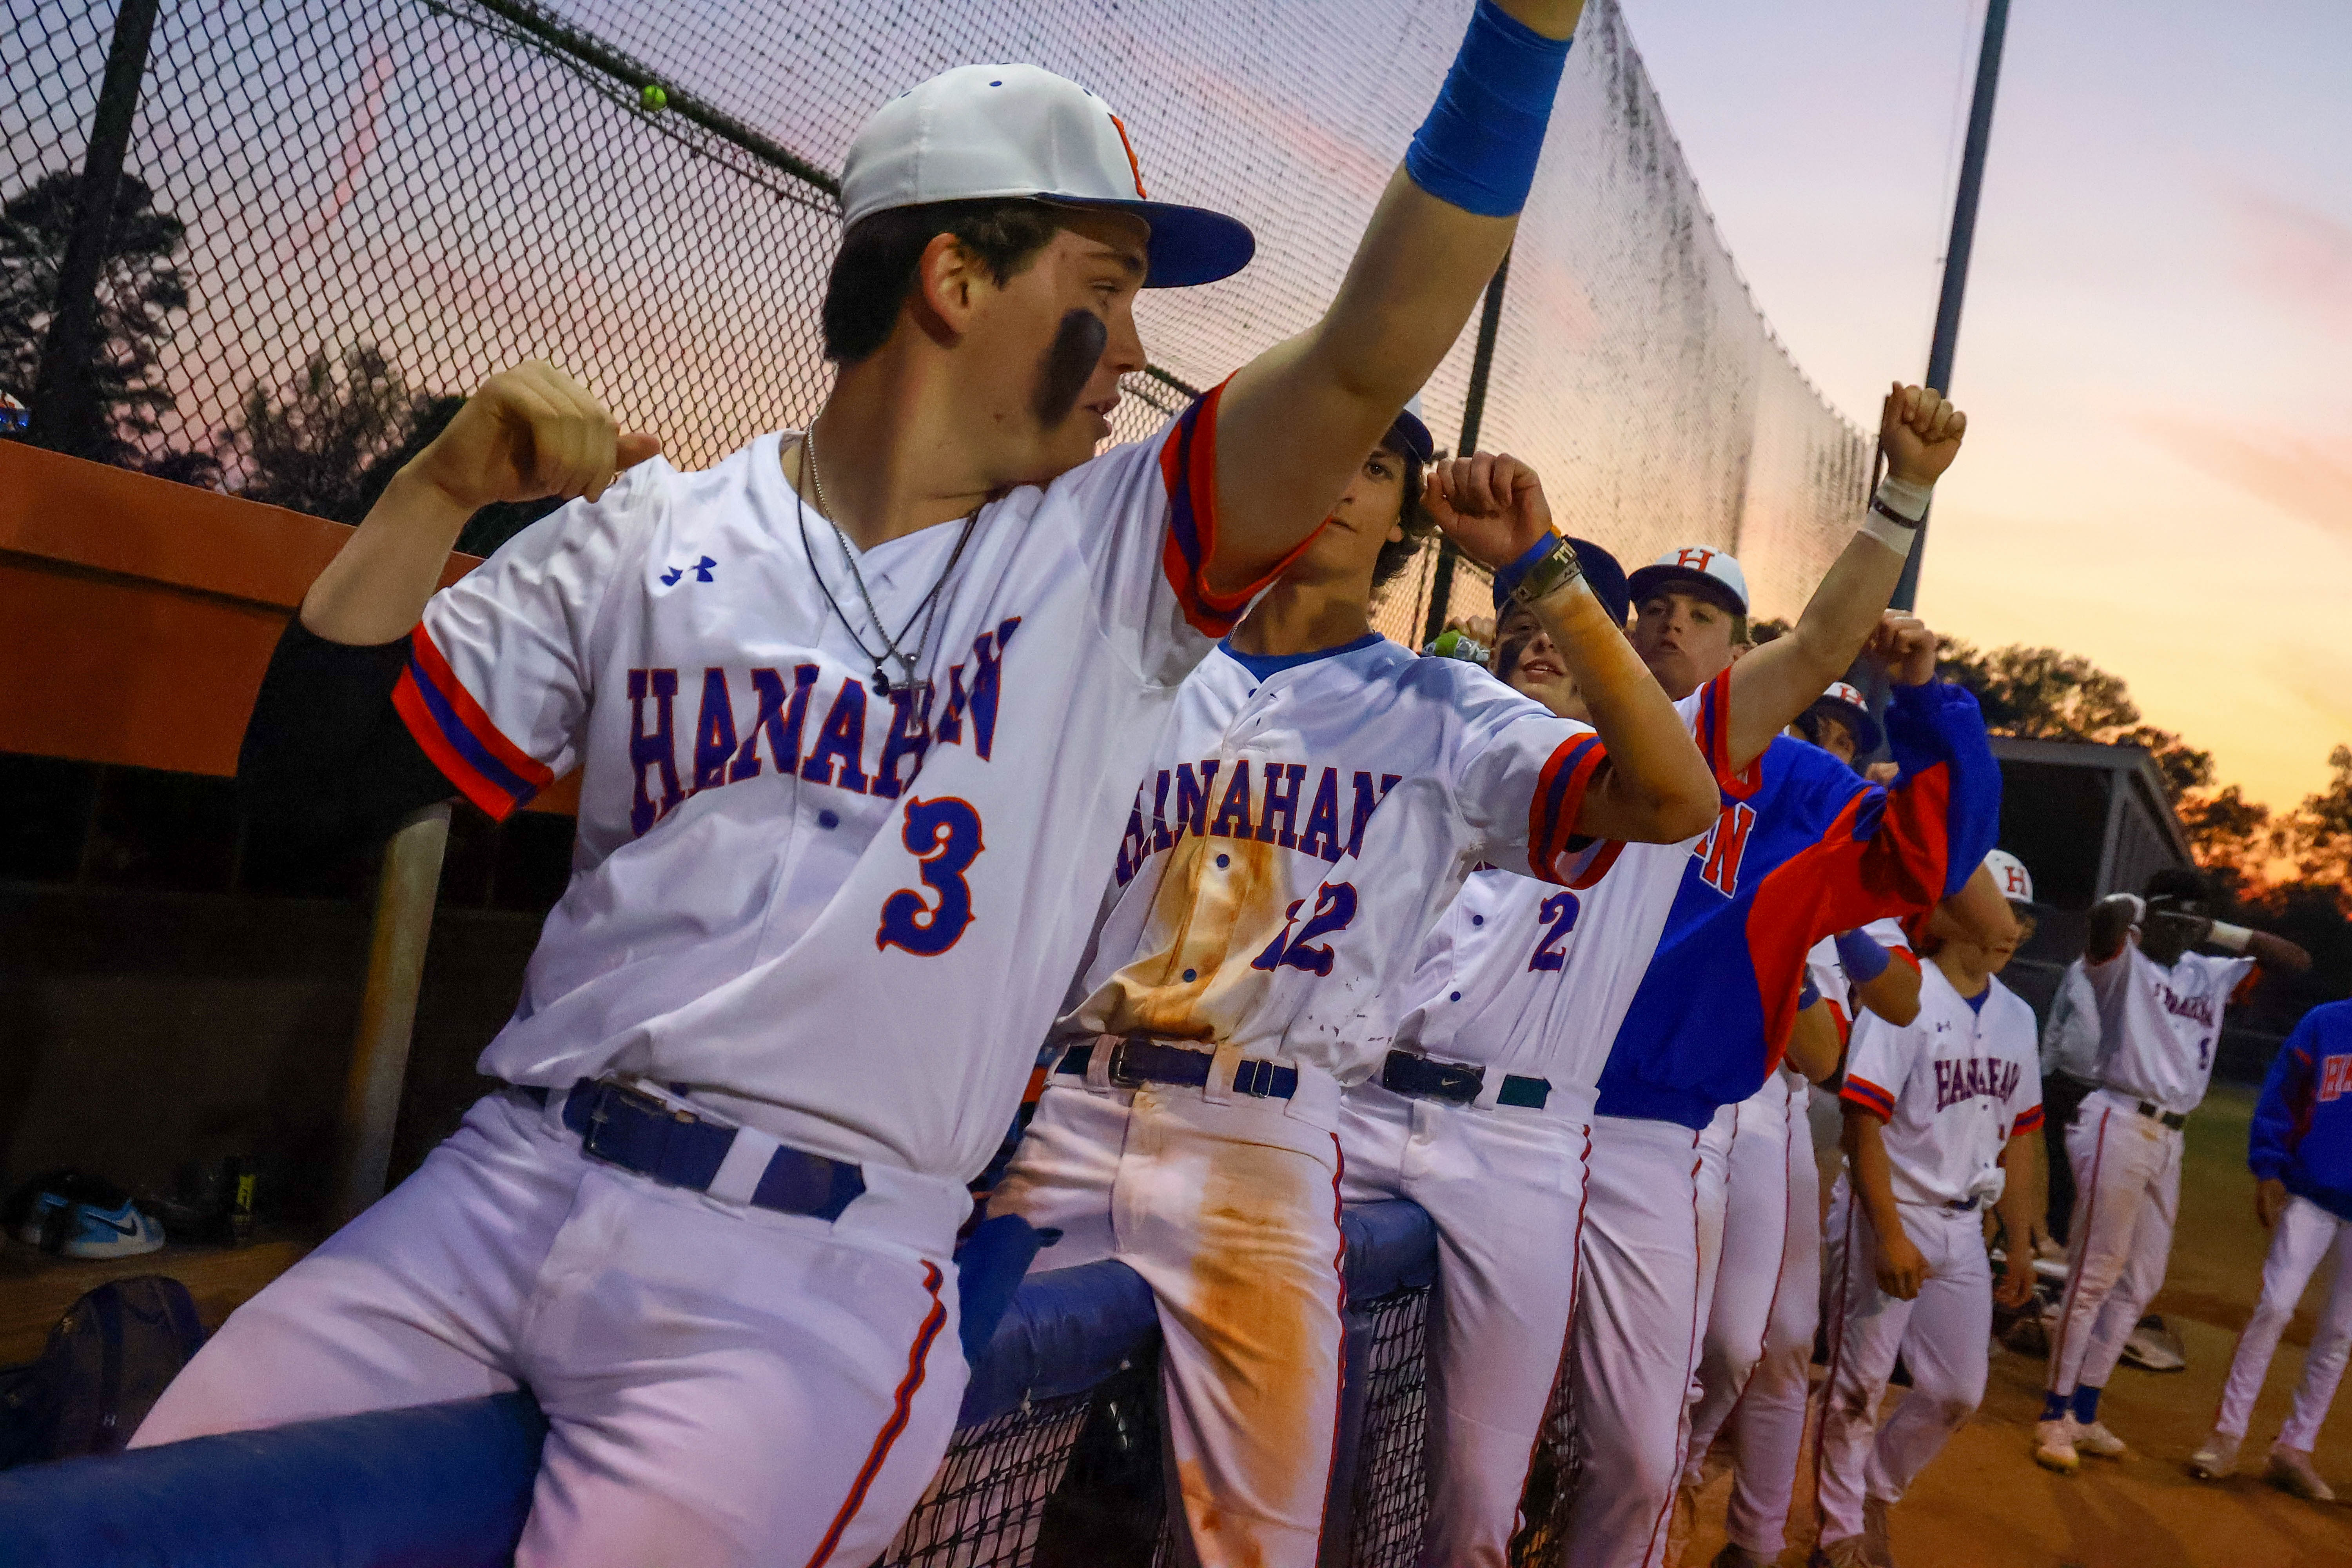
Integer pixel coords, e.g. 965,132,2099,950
640,83,668,113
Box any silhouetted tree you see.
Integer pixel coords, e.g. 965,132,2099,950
229,344,418,521
0,169,215,482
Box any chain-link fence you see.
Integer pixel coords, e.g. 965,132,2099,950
5,0,1863,642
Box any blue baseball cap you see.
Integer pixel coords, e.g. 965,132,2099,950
1495,535,1629,627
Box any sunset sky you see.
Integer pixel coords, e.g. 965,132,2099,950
1617,0,2352,814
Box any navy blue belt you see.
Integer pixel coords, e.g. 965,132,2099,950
1056,1038,1298,1100
1945,1196,1981,1213
519,1079,865,1221
1382,1049,1551,1110
2134,1099,2189,1131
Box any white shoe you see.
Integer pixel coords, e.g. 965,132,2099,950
2267,1446,2337,1502
2033,1417,2080,1474
2188,1429,2241,1479
2072,1419,2129,1459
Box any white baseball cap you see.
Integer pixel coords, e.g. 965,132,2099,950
840,64,1255,288
1808,681,1881,754
1985,849,2035,907
1627,545,1749,615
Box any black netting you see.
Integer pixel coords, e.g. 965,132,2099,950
1345,1283,1435,1567
885,1354,1173,1568
1506,1341,1580,1568
5,0,1861,624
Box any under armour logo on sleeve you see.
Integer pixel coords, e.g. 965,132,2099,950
661,556,719,586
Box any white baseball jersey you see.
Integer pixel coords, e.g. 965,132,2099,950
2084,945,2256,1116
2041,957,2101,1081
1390,682,1735,1120
1057,635,1615,1080
397,394,1282,1181
1840,966,2042,1208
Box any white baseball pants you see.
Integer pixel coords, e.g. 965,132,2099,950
987,1076,1347,1568
2048,1089,2183,1397
2213,1192,2352,1450
1336,1080,1588,1568
1692,1103,1737,1334
1683,1074,1821,1558
1811,1178,1990,1543
133,1091,973,1568
1563,1114,1706,1568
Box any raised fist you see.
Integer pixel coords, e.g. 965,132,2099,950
1424,452,1553,571
1867,611,1939,687
407,360,662,513
1879,383,1966,488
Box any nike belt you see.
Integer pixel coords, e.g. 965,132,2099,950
519,1079,866,1220
1381,1049,1552,1110
1055,1038,1298,1100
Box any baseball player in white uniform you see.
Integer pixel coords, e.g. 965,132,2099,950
1674,811,1925,1568
2035,869,2310,1473
2191,998,2352,1499
987,416,1721,1565
1811,853,2046,1567
1330,381,1982,1568
132,25,1593,1560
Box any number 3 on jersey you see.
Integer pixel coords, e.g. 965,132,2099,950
1528,891,1581,972
877,796,984,955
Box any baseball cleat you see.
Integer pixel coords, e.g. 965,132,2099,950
2033,1418,2080,1473
1709,1546,1775,1568
1809,1535,1872,1568
2187,1430,2241,1479
2071,1419,2129,1459
1862,1494,1896,1566
2266,1446,2336,1502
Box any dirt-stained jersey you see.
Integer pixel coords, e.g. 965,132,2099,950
1056,636,1616,1084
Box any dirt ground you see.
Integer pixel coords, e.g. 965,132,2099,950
1682,1084,2352,1568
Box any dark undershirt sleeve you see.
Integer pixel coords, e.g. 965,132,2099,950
238,619,461,847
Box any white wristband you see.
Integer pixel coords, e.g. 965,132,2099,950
2208,920,2253,952
1858,477,1931,554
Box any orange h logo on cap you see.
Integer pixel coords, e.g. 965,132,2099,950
1675,547,1716,572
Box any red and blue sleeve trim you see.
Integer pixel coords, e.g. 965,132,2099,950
2012,1105,2045,1137
1841,1074,1896,1121
1694,668,1762,800
1156,380,1317,638
1528,732,1612,885
391,623,552,821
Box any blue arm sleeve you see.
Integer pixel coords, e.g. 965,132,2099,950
2248,1017,2318,1181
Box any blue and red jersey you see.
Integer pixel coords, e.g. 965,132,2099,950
2249,1000,2352,1222
1594,678,2000,1130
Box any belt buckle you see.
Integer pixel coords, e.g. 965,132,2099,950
1105,1037,1149,1090
584,1077,694,1153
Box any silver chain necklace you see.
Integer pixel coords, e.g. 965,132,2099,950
800,419,977,696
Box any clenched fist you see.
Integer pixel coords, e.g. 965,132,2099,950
1879,383,1966,488
407,360,662,513
1423,452,1553,570
1867,611,1940,687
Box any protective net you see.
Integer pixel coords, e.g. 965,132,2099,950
4,0,1862,620
1344,1284,1438,1566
